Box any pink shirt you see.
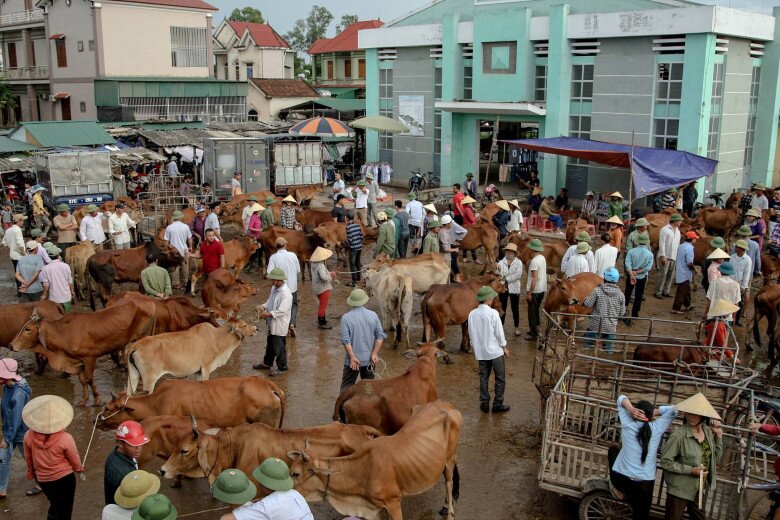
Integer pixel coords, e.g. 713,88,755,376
40,259,73,303
707,262,722,284
248,213,262,238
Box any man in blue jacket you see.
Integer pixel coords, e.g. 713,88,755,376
0,358,31,497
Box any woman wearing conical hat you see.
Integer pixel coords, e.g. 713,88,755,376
703,299,741,364
659,393,723,520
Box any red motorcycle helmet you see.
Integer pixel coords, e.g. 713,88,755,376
115,420,150,446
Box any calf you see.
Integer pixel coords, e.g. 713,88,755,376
188,237,259,294
127,319,257,394
64,241,96,301
544,272,604,330
458,222,499,267
201,268,256,318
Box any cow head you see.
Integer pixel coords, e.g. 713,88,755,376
288,440,339,500
403,340,450,364
236,279,257,299
158,245,183,270
98,392,136,429
243,236,260,255
160,416,218,480
10,313,42,352
227,318,258,341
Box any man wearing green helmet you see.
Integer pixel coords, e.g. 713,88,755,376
255,268,292,376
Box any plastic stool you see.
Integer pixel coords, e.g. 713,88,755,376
528,213,542,229
541,219,555,232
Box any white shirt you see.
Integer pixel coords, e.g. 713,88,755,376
507,209,524,233
561,245,595,273
242,205,254,232
102,504,133,520
406,200,425,226
2,224,25,260
566,254,590,279
232,178,243,195
528,254,548,293
167,160,179,177
706,277,741,320
332,179,348,199
752,195,769,212
498,256,524,294
108,212,136,245
205,212,220,235
79,213,106,244
163,221,192,256
467,304,507,361
232,489,313,520
267,249,300,293
262,283,293,337
657,224,681,261
729,253,753,290
594,243,619,278
353,186,368,209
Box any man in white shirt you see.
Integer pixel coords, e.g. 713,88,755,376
526,239,547,340
2,213,26,290
231,172,243,197
467,286,509,414
254,269,293,376
219,458,313,520
594,233,619,278
79,204,107,249
406,191,425,254
565,242,591,279
751,183,769,213
167,157,179,177
266,236,300,336
654,213,682,298
561,230,595,273
704,261,741,322
352,180,369,226
108,204,136,250
730,240,753,326
331,173,349,200
163,210,193,291
204,202,221,240
241,195,259,234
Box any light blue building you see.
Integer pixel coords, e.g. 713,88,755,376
358,0,780,200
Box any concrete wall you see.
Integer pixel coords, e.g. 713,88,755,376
47,0,95,80
99,3,211,77
218,46,291,80
51,80,96,120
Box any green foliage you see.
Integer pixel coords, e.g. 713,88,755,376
228,7,264,24
336,14,358,34
0,81,16,111
284,5,334,53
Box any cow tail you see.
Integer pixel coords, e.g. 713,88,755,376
333,386,356,423
87,260,96,311
421,293,431,342
275,388,286,428
453,463,460,501
751,304,762,351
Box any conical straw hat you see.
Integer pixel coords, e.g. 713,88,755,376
461,196,477,205
22,395,74,434
706,248,730,261
495,200,510,211
675,392,721,420
610,192,623,199
707,298,740,319
282,195,297,203
423,204,437,214
606,216,624,225
310,246,333,263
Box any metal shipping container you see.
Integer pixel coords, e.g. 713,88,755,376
35,149,113,207
273,139,323,189
202,137,270,198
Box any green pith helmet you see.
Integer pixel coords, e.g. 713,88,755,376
211,469,257,505
267,268,287,281
252,458,294,492
347,288,369,307
476,286,498,302
131,494,177,520
528,239,544,252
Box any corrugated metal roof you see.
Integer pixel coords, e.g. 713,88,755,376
137,128,243,147
109,147,166,166
12,121,115,147
0,156,35,173
314,98,366,111
0,137,39,154
207,120,292,133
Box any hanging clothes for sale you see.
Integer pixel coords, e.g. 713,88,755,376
498,164,509,182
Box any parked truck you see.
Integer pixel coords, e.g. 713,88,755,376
35,149,113,208
202,134,323,199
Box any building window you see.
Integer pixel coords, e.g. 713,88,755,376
482,41,516,74
463,64,472,100
88,40,94,51
327,61,333,79
707,62,724,159
235,62,239,81
433,65,442,100
379,68,393,151
654,118,679,150
745,66,761,169
358,59,365,79
535,65,547,102
79,101,86,112
246,63,253,79
170,27,207,67
344,59,352,79
77,41,84,52
55,38,67,68
569,113,591,164
248,109,258,121
223,61,228,80
656,62,683,103
571,64,594,101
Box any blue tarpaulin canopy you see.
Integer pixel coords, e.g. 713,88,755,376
500,136,718,198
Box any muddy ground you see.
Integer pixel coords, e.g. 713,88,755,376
0,202,772,520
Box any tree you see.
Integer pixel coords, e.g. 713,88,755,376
228,7,264,24
336,14,358,34
284,5,334,53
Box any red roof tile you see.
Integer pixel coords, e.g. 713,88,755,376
115,0,218,10
228,21,289,48
307,20,383,54
250,78,319,98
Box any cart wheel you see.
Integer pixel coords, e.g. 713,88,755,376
578,490,633,520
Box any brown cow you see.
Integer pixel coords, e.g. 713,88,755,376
458,222,499,266
286,185,322,207
633,341,708,365
258,226,325,281
365,253,450,294
165,207,196,226
11,300,157,406
314,221,377,264
219,191,277,228
750,284,780,365
420,273,505,351
106,292,216,333
87,241,182,309
725,192,743,210
188,237,259,293
290,401,462,520
762,254,780,286
566,218,590,245
160,421,380,490
333,342,448,434
201,268,256,318
504,232,568,275
0,301,64,374
99,376,285,429
544,272,604,329
697,207,741,237
64,241,96,301
479,202,499,224
297,209,332,230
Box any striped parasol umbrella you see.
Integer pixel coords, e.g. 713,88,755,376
289,117,354,137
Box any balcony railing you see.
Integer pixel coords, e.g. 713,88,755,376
0,9,44,26
0,66,48,80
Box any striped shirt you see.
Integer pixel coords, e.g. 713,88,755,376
280,206,297,229
346,223,363,250
584,283,626,334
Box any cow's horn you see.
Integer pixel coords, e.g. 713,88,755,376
190,414,197,430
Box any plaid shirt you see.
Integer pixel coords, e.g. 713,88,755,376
346,223,363,250
280,206,297,229
584,283,626,334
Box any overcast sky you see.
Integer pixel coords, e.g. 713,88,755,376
208,0,780,36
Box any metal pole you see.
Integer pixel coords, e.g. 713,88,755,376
483,115,500,190
628,131,635,220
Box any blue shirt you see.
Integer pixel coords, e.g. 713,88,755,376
16,254,44,293
624,245,654,280
340,306,386,367
675,242,695,283
1,378,30,444
612,395,677,481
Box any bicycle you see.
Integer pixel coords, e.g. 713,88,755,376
408,167,440,194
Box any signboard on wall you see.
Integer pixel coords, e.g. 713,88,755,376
398,95,425,137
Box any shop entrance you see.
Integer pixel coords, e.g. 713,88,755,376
477,119,539,190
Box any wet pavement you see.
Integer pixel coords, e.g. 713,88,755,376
0,222,771,520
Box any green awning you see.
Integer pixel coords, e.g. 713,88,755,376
10,121,115,147
0,136,38,154
312,98,365,112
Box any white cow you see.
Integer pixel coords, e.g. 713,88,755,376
127,319,257,394
365,253,450,294
365,269,414,349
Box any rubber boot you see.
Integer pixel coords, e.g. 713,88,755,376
318,316,332,330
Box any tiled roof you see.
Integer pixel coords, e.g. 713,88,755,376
307,20,384,54
228,21,289,48
250,78,319,98
114,0,217,10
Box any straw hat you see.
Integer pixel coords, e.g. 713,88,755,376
26,240,39,251
707,299,740,319
347,288,369,307
532,187,543,196
675,392,722,420
509,199,520,209
310,246,333,263
22,395,74,434
635,218,649,227
706,248,730,261
211,469,257,505
252,458,294,492
131,494,177,520
282,195,297,204
249,203,264,213
462,196,477,205
12,213,26,222
423,204,437,214
606,216,623,225
754,183,767,191
0,358,22,382
495,200,510,211
576,242,590,254
115,471,161,509
610,192,623,199
528,239,544,252
503,243,518,252
476,286,498,302
275,237,287,246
